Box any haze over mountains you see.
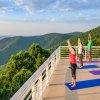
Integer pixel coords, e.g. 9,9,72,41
0,36,8,40
0,32,81,65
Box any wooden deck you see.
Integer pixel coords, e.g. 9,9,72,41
42,59,100,100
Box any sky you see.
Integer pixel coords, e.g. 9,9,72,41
0,0,100,36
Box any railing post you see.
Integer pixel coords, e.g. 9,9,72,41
46,67,49,85
56,48,60,64
59,47,61,60
32,85,36,100
39,76,42,100
50,57,55,75
56,53,58,65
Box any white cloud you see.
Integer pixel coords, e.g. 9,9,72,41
38,9,45,13
64,8,72,12
14,0,26,5
0,7,13,14
13,0,100,15
53,1,61,9
14,0,38,14
23,5,34,15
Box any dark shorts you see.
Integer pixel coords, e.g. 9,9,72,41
70,63,77,79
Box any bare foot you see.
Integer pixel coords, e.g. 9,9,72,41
71,84,76,87
69,83,73,85
80,66,83,68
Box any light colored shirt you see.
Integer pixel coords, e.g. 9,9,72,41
78,45,82,54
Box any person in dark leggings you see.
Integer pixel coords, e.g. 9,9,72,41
67,40,77,87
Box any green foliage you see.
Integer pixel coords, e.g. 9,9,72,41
29,44,50,69
0,64,6,71
0,43,50,100
12,68,32,93
49,26,100,52
69,26,100,46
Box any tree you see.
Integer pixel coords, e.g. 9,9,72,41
12,68,32,94
0,43,50,99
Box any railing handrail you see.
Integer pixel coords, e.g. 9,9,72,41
10,47,60,100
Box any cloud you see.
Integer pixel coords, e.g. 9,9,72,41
0,0,100,24
0,7,13,14
0,0,14,14
13,0,100,15
23,5,34,15
53,1,61,9
0,0,100,15
14,0,26,5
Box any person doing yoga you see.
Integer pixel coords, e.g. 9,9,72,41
67,40,77,87
78,38,83,68
87,33,92,62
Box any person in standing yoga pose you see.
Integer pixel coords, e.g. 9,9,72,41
87,33,92,62
78,38,83,68
67,40,77,87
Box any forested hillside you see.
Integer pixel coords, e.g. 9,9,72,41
0,44,50,100
49,26,100,52
0,32,80,65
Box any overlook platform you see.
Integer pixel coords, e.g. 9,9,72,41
42,59,100,100
10,46,100,100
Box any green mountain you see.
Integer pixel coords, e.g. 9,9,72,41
50,26,100,52
0,32,80,65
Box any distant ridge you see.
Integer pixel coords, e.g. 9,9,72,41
0,32,80,65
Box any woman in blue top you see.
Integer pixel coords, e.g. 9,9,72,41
87,34,92,62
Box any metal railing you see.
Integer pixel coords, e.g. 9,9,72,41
10,47,60,100
60,46,100,60
10,46,100,100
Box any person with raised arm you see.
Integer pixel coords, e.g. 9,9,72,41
67,40,77,87
87,33,92,62
78,38,83,68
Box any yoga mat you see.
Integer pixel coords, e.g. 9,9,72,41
65,78,100,90
69,65,99,69
89,70,100,75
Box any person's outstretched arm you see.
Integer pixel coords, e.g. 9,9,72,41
67,40,75,54
78,38,81,46
89,33,92,41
